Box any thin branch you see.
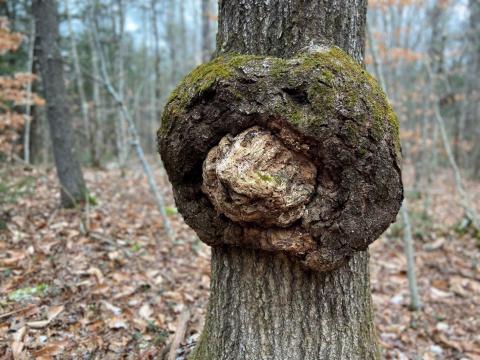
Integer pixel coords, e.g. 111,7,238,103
89,5,174,241
367,24,422,310
425,59,480,230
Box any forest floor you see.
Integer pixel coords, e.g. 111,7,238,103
0,161,479,360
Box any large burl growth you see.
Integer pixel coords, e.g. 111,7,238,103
158,46,403,272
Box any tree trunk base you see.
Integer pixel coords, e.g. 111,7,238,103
191,246,380,360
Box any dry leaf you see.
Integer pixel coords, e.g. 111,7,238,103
139,303,153,321
11,341,24,360
31,342,67,359
88,267,104,284
102,301,122,315
108,317,128,330
27,305,64,329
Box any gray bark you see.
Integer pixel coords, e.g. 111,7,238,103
192,0,380,359
167,0,178,85
32,0,87,208
195,248,378,360
150,0,161,123
66,0,91,163
400,203,422,310
216,0,367,60
23,18,35,164
201,0,213,63
468,0,480,176
87,11,102,167
115,0,128,165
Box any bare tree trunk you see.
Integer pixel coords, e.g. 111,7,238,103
29,43,50,165
201,0,213,63
195,248,378,360
87,13,102,167
467,0,480,177
191,1,381,359
167,0,177,86
178,0,187,73
23,18,35,164
33,0,87,208
66,0,91,163
115,0,128,165
150,0,162,152
400,204,422,310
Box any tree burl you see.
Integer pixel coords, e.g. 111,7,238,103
158,45,403,272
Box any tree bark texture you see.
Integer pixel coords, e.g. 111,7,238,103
194,248,378,360
217,0,367,61
190,0,381,359
32,0,87,207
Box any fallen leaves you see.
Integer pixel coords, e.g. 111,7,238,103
0,163,479,359
108,316,129,330
26,305,64,329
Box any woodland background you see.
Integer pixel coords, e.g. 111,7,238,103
0,0,480,359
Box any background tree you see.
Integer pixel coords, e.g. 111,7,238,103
32,0,87,208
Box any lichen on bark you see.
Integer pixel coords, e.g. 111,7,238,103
158,45,403,272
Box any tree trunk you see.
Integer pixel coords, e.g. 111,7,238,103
115,0,128,165
87,10,102,167
66,0,91,164
32,0,87,208
150,0,162,152
192,1,380,359
468,0,480,177
167,0,178,86
23,18,35,164
201,0,213,63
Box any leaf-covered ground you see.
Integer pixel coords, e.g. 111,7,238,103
1,162,479,359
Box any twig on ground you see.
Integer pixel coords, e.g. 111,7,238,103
167,308,191,360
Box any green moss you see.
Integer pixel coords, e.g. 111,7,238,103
160,53,269,136
269,58,290,79
292,47,400,152
160,47,400,155
8,283,49,302
345,122,359,143
256,171,283,185
358,145,368,157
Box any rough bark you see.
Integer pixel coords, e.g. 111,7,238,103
194,248,378,360
87,10,102,167
217,0,367,60
32,0,87,208
159,49,402,272
23,18,35,164
160,0,397,359
468,0,480,176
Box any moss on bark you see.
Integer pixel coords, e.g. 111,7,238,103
158,45,403,273
160,46,399,157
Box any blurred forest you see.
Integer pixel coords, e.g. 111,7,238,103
1,0,479,359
